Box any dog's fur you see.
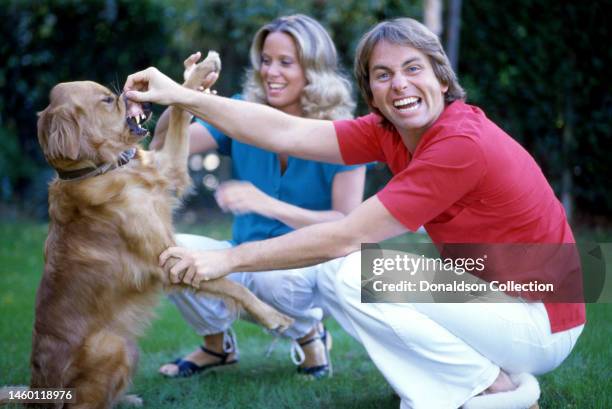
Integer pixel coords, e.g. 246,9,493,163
1,54,292,408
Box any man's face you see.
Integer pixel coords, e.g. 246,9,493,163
368,41,448,141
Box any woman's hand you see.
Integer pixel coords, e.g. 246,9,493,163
159,247,231,288
215,181,274,216
124,67,184,105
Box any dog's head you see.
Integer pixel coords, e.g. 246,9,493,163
37,81,152,169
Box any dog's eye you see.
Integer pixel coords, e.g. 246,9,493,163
102,96,115,104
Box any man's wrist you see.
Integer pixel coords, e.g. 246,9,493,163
178,88,206,113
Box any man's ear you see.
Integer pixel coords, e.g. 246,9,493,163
37,104,81,161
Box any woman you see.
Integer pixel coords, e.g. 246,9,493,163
152,14,365,379
126,18,584,409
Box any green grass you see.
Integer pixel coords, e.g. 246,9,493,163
0,220,610,408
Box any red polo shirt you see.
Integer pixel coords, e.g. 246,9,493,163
334,100,585,333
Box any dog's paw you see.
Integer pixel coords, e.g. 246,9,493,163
120,394,143,407
260,306,295,333
184,51,221,90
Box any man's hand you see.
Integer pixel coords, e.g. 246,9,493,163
124,67,183,106
159,247,232,288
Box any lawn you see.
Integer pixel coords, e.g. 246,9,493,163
0,220,610,408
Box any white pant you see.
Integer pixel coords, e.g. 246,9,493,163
168,234,324,339
315,252,584,409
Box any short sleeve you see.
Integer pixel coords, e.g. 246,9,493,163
193,117,232,156
333,114,386,164
322,162,364,184
377,135,486,231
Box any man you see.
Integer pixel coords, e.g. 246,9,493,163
125,18,584,409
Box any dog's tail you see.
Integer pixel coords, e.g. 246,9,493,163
0,386,29,405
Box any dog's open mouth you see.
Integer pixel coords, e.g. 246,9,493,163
124,97,152,138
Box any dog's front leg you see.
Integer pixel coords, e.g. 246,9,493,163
157,52,221,196
155,107,192,196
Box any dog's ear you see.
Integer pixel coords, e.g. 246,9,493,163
37,104,81,161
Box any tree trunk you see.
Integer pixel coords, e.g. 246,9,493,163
562,95,574,223
445,0,463,72
424,0,443,36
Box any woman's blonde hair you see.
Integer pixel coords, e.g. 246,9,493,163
243,14,355,120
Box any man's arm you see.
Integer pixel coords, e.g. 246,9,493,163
125,67,344,164
161,195,408,286
180,92,342,163
233,194,404,270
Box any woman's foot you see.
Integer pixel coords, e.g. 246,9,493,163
294,323,332,379
159,331,238,377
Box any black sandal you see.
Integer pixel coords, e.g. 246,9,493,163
162,330,238,378
293,325,333,379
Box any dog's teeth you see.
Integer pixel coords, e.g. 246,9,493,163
135,116,140,125
141,114,146,121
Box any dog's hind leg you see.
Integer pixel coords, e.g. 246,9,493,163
117,394,143,407
193,278,294,332
69,331,139,409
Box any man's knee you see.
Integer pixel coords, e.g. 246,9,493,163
317,254,360,302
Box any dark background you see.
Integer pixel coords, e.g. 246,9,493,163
1,0,610,226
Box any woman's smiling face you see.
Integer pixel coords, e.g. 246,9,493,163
260,31,307,116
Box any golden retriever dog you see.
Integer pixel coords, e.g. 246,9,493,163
0,52,292,409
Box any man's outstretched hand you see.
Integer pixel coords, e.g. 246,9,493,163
124,67,183,106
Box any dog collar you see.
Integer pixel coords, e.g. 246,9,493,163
56,148,137,181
